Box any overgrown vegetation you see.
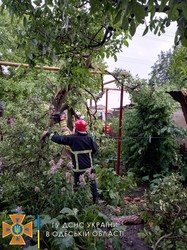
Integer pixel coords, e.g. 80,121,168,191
1,1,187,249
121,85,186,180
139,174,187,250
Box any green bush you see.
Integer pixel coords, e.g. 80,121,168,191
95,137,117,169
35,207,125,250
121,87,182,180
139,173,187,249
96,167,137,206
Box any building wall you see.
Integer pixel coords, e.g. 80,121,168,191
172,108,187,130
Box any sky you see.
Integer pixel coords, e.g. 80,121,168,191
98,21,177,109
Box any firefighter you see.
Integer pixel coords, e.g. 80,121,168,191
51,111,71,134
59,111,72,135
51,111,72,160
42,119,99,204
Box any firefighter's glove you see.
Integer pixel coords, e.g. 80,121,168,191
42,131,50,140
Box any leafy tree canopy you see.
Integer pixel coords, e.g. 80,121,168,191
1,0,187,68
149,49,173,87
1,0,129,68
0,10,104,126
148,46,187,124
169,46,187,90
149,46,187,89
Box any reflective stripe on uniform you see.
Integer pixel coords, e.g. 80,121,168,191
60,121,70,135
49,133,54,140
71,149,93,172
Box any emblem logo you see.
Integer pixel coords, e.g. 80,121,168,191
2,214,33,245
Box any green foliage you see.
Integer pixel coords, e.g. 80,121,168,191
149,50,173,87
0,1,129,66
139,173,187,250
121,86,181,179
0,69,95,216
0,82,129,250
2,3,187,249
0,132,127,249
0,11,25,62
169,46,187,90
149,46,187,91
20,207,125,250
0,145,94,215
96,167,137,206
95,137,117,169
109,116,119,136
0,10,106,122
1,0,187,65
0,13,130,247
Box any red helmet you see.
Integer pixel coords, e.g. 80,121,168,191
75,119,87,132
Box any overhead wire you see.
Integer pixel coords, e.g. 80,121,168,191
137,27,176,38
100,136,186,140
106,31,175,68
135,34,174,43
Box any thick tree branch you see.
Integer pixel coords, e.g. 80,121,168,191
89,26,114,48
166,91,187,125
153,204,182,250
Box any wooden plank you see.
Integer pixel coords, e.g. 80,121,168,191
0,60,112,74
0,61,60,71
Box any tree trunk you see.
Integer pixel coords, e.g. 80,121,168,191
167,91,187,125
50,86,79,130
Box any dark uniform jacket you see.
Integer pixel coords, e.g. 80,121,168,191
50,132,97,172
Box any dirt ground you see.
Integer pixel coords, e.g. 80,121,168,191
121,184,153,250
121,224,152,250
105,183,153,250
